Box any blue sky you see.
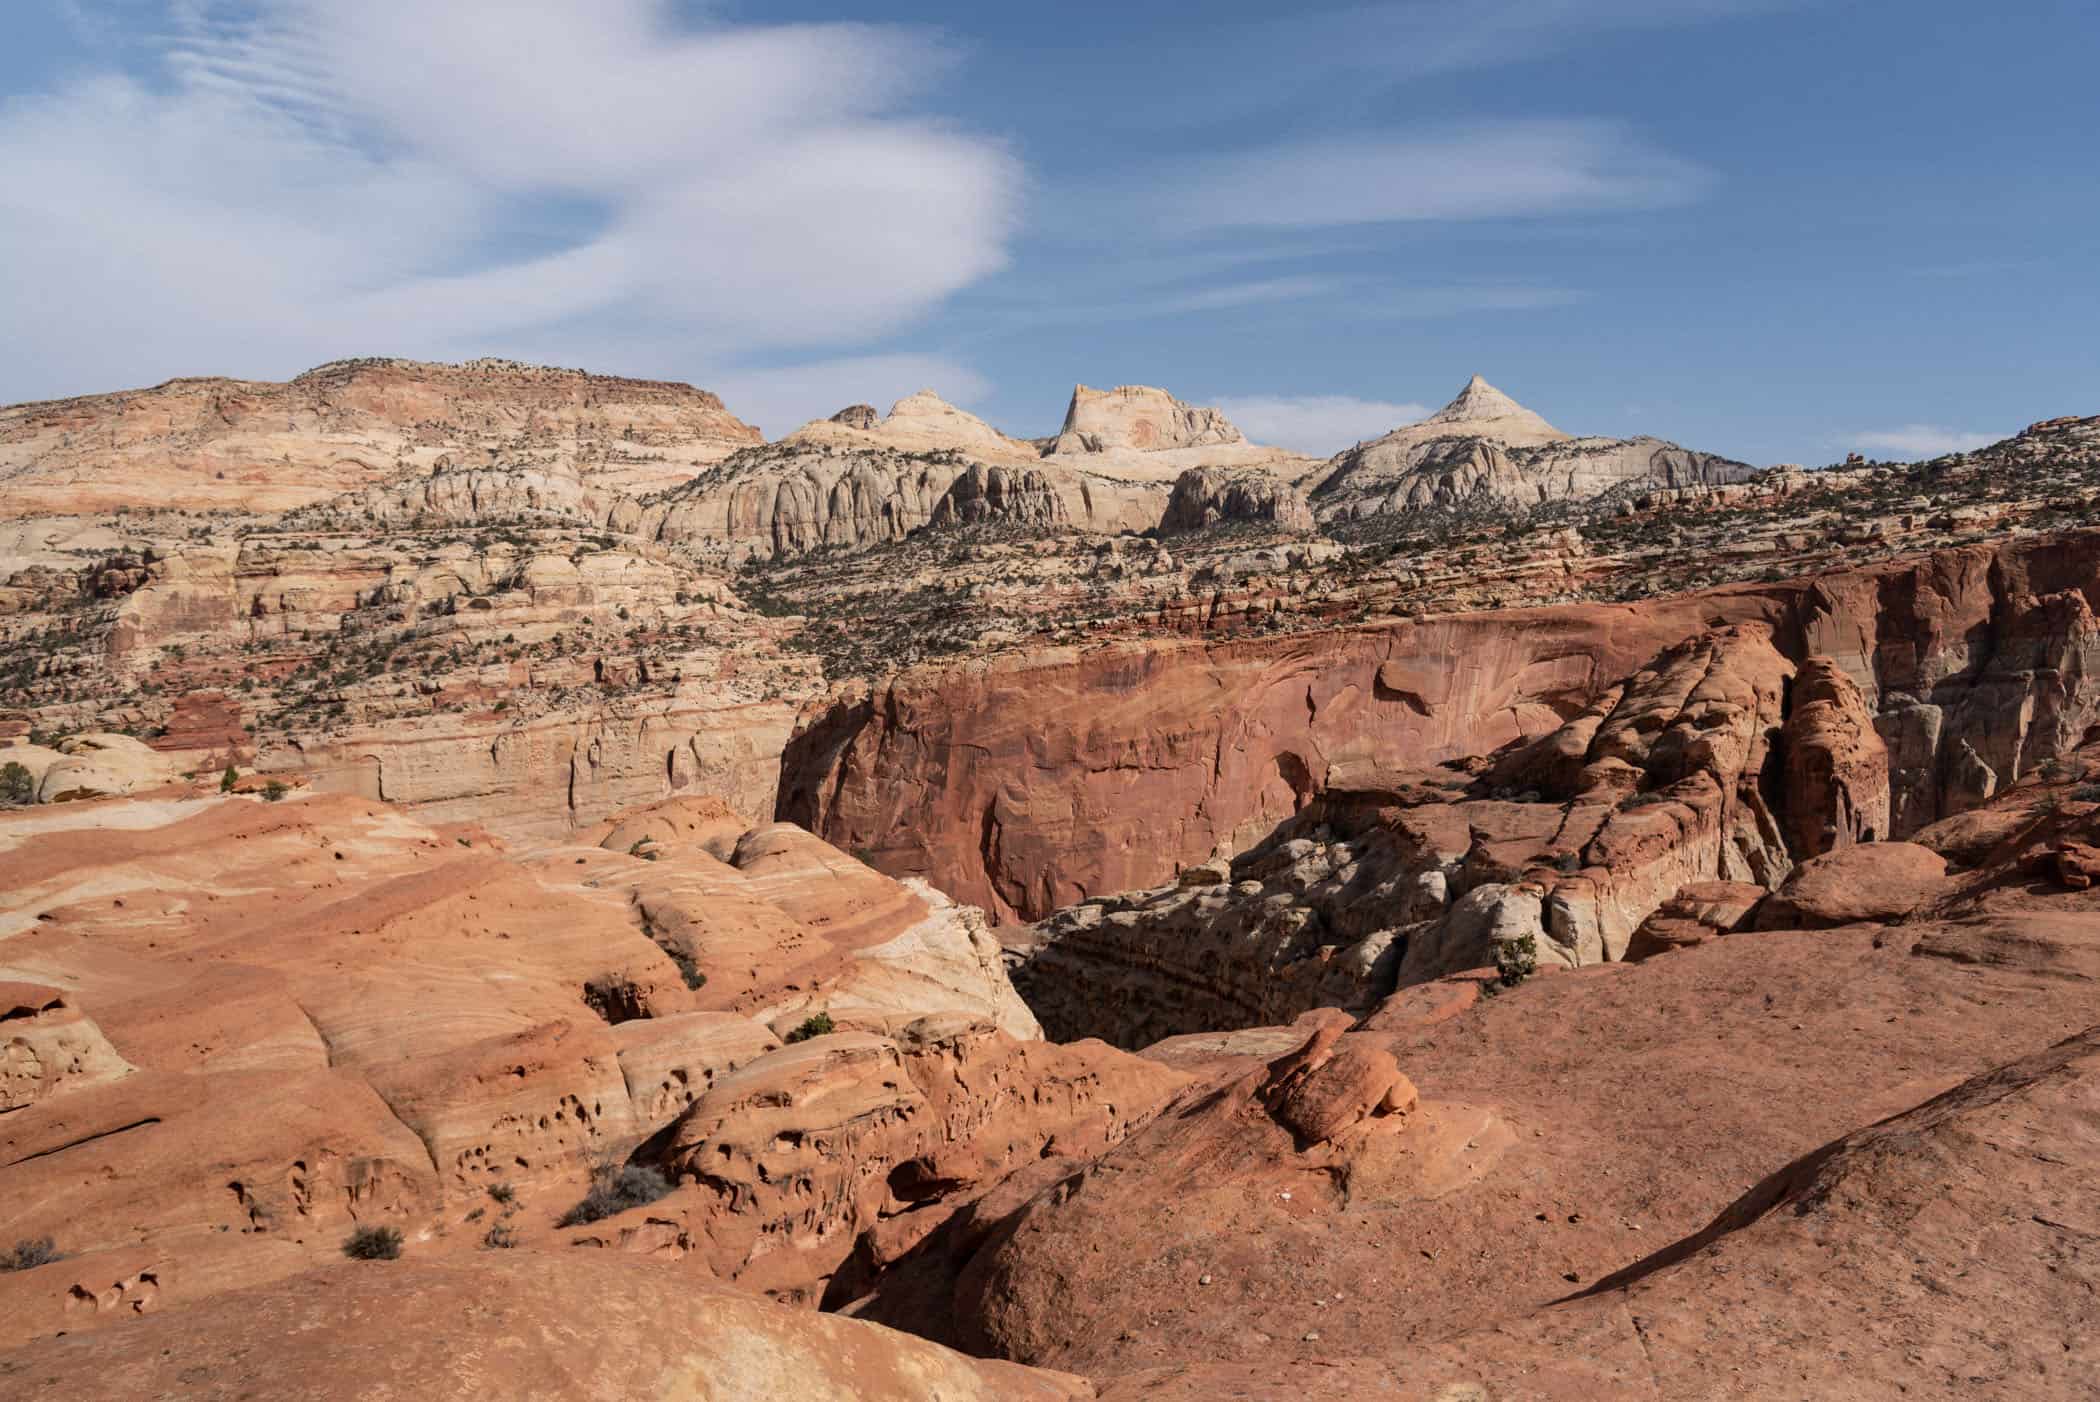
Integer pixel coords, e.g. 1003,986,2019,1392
2,1,2094,465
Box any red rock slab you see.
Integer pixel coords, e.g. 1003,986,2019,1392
1754,840,1947,929
1101,1022,2100,1400
0,1254,1094,1400
0,1067,435,1260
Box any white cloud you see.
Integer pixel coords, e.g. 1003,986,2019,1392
1211,395,1431,456
710,354,994,440
1161,121,1707,231
0,1,1019,402
1848,426,2001,460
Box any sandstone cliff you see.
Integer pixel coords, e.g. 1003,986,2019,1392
782,530,2100,929
0,357,761,515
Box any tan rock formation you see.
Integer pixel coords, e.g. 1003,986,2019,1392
1304,375,1754,520
0,357,761,516
1051,384,1247,457
1158,465,1316,534
0,982,135,1110
9,733,184,804
783,388,1044,466
1043,384,1316,483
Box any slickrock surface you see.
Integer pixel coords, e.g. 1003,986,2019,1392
1095,1020,2100,1399
0,788,1082,1348
0,1254,1094,1401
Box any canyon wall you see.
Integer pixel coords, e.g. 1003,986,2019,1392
781,531,2100,923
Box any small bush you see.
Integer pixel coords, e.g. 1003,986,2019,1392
261,780,289,802
2072,783,2100,804
1495,934,1539,988
341,1224,403,1260
558,1162,672,1227
669,950,707,991
482,1222,518,1250
784,1012,835,1044
220,764,239,793
0,760,33,807
1,1237,63,1271
487,1181,516,1205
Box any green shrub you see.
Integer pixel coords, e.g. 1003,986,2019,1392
0,760,33,807
0,1237,63,1271
220,764,239,793
557,1163,672,1227
481,1223,518,1250
341,1224,402,1260
784,1012,835,1044
261,780,289,802
1494,934,1539,988
487,1181,515,1205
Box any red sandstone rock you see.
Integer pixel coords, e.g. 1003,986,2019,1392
633,1016,1188,1305
1755,840,1947,929
0,1254,1093,1400
1783,654,1892,855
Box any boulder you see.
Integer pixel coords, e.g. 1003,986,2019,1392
1755,842,1947,929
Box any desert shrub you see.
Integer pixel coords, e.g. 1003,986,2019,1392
0,761,33,807
481,1222,518,1250
0,1237,63,1271
557,1162,672,1227
220,764,239,793
487,1181,515,1205
262,780,289,802
2071,783,2100,804
341,1224,402,1260
669,950,707,991
784,1012,835,1044
1495,934,1539,988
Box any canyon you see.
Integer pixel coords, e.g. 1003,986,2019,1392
5,357,2100,1398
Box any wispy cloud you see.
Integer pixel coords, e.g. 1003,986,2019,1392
1848,425,2001,460
0,0,1020,402
1211,395,1432,457
1159,121,1708,232
1264,0,1815,86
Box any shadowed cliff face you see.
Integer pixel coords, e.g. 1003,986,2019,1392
780,530,2100,933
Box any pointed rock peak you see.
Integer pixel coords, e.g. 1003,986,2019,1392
1407,374,1568,442
1429,375,1526,422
